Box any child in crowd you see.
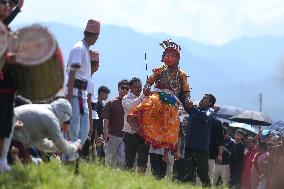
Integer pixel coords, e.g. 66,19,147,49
229,129,245,189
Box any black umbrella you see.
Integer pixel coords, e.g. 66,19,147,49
229,110,273,126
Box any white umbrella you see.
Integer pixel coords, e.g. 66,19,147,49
230,122,258,134
215,106,244,120
230,110,273,126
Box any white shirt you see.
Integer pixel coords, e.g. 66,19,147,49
87,77,95,96
122,92,145,134
66,40,91,98
13,104,78,154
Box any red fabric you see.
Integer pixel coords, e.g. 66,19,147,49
85,19,100,34
241,147,257,189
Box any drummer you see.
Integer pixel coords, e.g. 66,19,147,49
65,19,100,161
0,0,20,173
3,0,24,26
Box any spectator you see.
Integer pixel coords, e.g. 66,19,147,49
229,129,245,189
103,79,129,168
80,50,100,159
251,141,269,189
213,127,234,187
241,136,257,189
172,116,188,182
208,118,224,185
64,19,100,161
183,94,216,187
122,77,148,173
92,86,110,161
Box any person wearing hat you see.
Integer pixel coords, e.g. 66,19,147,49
80,50,100,159
0,98,82,173
65,19,100,161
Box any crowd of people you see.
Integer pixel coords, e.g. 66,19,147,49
0,1,284,189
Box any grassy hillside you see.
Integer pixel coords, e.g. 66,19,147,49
0,160,202,189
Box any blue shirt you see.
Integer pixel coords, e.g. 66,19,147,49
185,105,215,150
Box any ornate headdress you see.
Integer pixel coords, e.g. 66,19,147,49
160,39,181,60
160,39,181,52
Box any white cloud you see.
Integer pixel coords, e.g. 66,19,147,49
11,0,284,45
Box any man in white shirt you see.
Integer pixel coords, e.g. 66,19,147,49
81,50,100,159
65,19,100,161
122,77,149,173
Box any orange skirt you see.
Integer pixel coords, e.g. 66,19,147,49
129,92,180,151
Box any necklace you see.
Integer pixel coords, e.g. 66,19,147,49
156,66,181,95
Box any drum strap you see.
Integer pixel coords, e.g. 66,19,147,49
74,79,88,115
78,90,84,115
74,79,88,90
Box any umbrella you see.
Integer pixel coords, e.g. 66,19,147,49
229,110,273,126
215,106,244,120
230,122,258,134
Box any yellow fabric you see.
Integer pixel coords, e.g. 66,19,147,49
129,92,180,150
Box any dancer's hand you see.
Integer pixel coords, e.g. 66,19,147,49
143,87,151,96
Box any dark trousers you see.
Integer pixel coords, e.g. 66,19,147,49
184,148,210,187
80,139,90,159
173,158,187,182
96,145,105,159
124,133,149,173
229,162,243,189
150,153,167,179
0,93,14,138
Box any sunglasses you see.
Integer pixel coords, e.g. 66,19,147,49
120,86,129,91
0,0,10,6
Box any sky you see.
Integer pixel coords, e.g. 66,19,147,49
12,0,284,45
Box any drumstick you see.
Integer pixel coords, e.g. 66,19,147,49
145,52,148,79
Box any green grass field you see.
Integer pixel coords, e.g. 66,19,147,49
0,160,203,189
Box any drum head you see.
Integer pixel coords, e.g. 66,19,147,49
12,25,57,65
0,22,8,57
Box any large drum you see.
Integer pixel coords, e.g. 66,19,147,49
0,22,9,70
9,25,64,101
